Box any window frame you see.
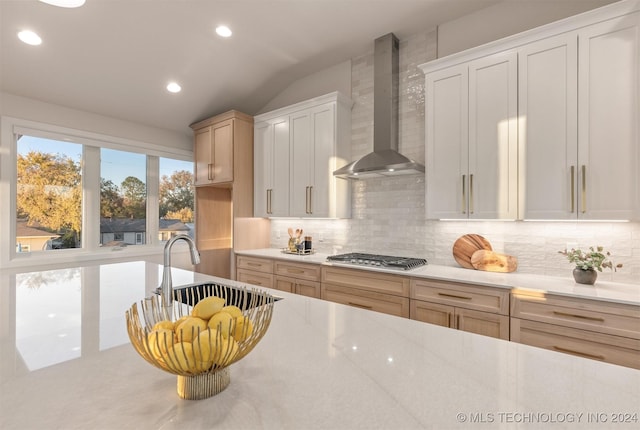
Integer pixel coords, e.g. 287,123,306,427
0,117,193,269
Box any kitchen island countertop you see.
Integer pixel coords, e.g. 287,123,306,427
1,260,639,429
236,248,640,306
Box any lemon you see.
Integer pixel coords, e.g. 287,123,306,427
220,305,243,319
232,316,254,342
152,320,175,331
192,328,218,364
213,337,239,366
175,316,207,342
207,312,234,338
192,296,225,320
147,328,175,361
165,342,196,372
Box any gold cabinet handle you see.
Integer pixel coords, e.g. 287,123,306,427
348,302,373,310
308,186,313,214
305,186,310,214
438,292,472,300
286,268,305,274
469,173,474,215
552,310,605,322
552,346,605,361
247,262,262,267
448,312,453,327
266,189,272,214
456,314,461,329
207,163,213,181
581,165,586,213
461,174,466,214
246,279,263,286
570,165,575,213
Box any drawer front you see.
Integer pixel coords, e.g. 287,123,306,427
321,283,410,318
321,266,410,297
511,291,640,339
236,256,273,274
411,279,509,315
273,276,295,293
274,261,321,281
410,300,454,328
511,318,640,369
236,269,273,289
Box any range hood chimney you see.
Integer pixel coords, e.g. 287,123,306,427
333,33,425,180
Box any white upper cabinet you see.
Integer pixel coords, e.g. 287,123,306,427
421,1,640,221
254,92,351,218
424,51,517,220
518,33,579,219
254,117,290,217
577,12,640,220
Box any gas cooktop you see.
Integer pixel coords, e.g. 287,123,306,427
326,253,427,271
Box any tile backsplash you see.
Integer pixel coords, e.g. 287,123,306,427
269,28,639,285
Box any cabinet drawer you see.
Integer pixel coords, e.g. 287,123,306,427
511,318,640,369
321,283,410,318
236,256,273,274
411,279,509,315
236,269,273,289
511,291,640,339
296,279,321,299
274,261,321,281
321,266,410,297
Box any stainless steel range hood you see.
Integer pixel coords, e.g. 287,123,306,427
334,33,425,180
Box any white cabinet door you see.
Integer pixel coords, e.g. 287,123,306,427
425,65,468,219
310,103,336,217
290,111,313,217
468,51,518,219
254,118,290,217
578,12,640,220
518,33,578,220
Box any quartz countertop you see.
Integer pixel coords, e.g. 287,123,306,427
1,260,638,429
236,248,640,306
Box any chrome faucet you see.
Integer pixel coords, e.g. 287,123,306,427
158,234,201,315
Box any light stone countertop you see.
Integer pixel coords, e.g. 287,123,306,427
236,248,640,306
1,260,639,429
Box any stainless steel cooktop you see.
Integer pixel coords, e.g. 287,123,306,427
326,253,427,270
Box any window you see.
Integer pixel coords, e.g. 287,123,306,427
159,158,194,242
16,135,83,251
2,118,193,266
100,148,147,246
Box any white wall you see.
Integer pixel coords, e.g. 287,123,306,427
0,92,192,152
437,0,618,57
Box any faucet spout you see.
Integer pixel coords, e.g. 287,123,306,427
159,234,200,317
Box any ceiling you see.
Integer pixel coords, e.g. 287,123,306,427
0,0,610,139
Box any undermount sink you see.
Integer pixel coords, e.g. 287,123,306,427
171,282,283,309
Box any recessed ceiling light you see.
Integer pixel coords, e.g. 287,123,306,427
215,25,232,38
18,30,42,46
38,0,86,7
166,82,182,93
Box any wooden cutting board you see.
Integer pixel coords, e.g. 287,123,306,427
471,250,518,273
452,234,492,269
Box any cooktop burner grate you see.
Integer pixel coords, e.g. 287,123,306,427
326,253,427,270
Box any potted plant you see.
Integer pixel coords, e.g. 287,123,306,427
558,246,623,285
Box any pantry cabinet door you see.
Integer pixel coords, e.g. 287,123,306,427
468,51,518,219
518,33,578,220
425,65,468,219
578,12,640,220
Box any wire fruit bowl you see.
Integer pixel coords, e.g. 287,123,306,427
126,283,275,400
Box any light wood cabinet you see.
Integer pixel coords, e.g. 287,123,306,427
511,290,640,368
410,278,510,340
321,266,410,317
254,92,351,218
235,256,321,297
191,111,265,278
423,50,518,220
194,118,234,185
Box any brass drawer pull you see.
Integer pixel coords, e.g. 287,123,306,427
287,268,305,274
247,262,262,267
552,346,605,361
552,311,605,322
461,174,466,214
246,279,263,285
438,292,472,300
348,302,373,310
570,165,575,213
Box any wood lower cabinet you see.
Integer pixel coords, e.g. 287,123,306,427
235,256,321,297
321,266,410,318
410,278,510,340
511,290,640,368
